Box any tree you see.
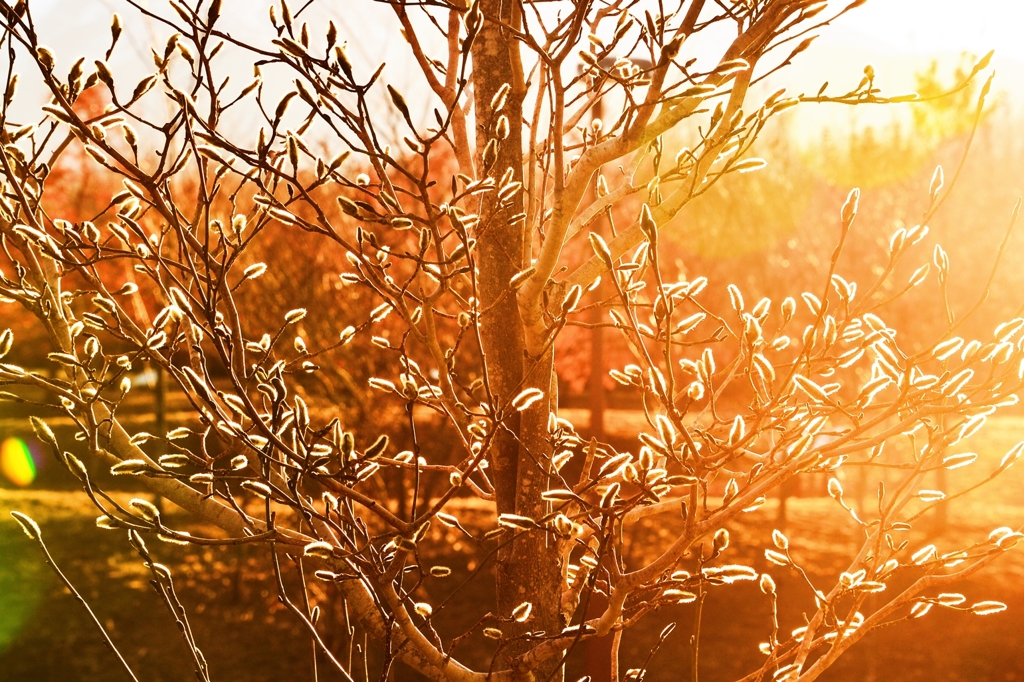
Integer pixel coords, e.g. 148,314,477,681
1,1,1020,681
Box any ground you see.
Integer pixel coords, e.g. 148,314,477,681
2,415,1023,682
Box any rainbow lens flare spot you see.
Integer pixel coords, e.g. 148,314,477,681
1,438,36,487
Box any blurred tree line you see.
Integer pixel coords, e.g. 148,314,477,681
7,56,1022,426
554,55,1024,409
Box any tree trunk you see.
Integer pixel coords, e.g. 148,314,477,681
472,1,564,675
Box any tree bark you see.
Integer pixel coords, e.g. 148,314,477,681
472,1,564,675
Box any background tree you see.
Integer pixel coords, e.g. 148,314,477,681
1,1,1021,681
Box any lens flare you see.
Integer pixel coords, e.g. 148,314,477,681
1,438,36,487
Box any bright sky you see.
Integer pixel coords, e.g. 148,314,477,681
831,0,1024,59
23,1,1024,77
13,0,1024,132
794,0,1024,94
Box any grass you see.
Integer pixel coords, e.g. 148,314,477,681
0,491,313,682
2,416,1024,681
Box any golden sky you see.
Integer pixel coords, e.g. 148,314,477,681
771,1,1024,137
831,0,1024,60
17,0,1024,135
